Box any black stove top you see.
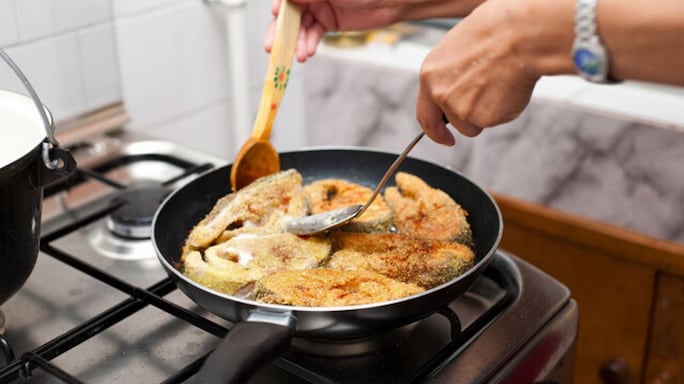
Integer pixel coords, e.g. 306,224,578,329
0,132,577,383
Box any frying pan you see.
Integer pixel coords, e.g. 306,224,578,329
152,147,502,383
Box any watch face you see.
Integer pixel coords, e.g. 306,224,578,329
573,47,603,76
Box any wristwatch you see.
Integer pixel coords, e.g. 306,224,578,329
572,0,619,83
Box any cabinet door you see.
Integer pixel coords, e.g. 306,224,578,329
502,225,654,384
644,273,684,384
495,194,656,384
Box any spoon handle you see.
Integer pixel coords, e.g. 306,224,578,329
357,132,425,217
252,0,302,141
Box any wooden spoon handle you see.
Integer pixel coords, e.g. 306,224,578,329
251,0,302,141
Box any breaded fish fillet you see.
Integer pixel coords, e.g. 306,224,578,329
183,251,258,295
303,178,393,233
384,172,473,246
183,233,331,295
186,169,307,248
328,232,474,289
254,268,424,306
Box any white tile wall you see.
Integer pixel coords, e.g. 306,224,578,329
111,0,188,17
1,0,120,124
2,35,88,120
115,0,308,154
0,0,19,46
78,23,121,110
14,0,112,42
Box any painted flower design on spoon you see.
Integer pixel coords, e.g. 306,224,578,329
273,65,290,90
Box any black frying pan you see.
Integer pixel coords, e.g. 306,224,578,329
152,147,502,383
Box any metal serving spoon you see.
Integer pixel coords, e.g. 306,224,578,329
287,132,425,236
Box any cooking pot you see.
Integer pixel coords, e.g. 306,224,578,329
0,49,76,305
152,147,502,383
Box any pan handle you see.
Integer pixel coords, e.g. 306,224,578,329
190,310,296,384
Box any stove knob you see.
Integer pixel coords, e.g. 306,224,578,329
600,358,630,384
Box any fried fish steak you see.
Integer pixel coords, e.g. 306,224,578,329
183,251,259,295
186,169,308,248
303,178,393,232
328,232,475,289
384,172,473,246
254,268,424,306
182,233,331,295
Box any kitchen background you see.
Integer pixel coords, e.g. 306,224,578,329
2,1,684,382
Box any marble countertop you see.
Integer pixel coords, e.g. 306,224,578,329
298,46,684,246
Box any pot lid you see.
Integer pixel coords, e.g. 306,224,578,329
0,89,48,168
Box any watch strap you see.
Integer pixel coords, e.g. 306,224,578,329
572,0,620,83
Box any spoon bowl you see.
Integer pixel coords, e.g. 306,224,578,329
231,138,280,191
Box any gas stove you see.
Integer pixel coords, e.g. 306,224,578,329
0,130,577,383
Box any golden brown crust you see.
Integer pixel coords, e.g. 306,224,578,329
255,268,424,306
303,178,393,233
186,169,307,248
328,232,474,289
384,172,473,246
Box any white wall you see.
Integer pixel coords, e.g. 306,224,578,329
0,0,120,121
0,0,307,160
112,0,306,160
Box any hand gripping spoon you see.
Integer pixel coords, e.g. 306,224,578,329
287,132,425,236
230,0,302,191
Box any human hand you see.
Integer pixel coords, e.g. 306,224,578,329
265,0,401,62
416,0,575,145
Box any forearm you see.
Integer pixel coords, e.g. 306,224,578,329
600,0,684,85
512,0,684,85
392,0,487,22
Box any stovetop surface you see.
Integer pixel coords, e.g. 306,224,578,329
0,131,573,383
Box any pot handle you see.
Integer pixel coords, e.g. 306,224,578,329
38,145,77,187
0,48,69,171
190,310,296,384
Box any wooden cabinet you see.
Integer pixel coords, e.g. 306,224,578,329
645,274,684,384
492,193,684,384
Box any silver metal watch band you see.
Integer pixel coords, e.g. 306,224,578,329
575,0,598,42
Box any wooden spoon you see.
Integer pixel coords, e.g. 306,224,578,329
230,0,302,191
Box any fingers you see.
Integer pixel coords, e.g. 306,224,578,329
264,20,277,52
271,0,281,16
306,22,326,56
267,1,324,61
416,91,456,146
416,85,486,145
444,114,483,137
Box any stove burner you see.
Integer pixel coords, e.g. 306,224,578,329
0,310,6,335
88,223,161,261
106,184,170,239
290,323,419,357
0,310,15,365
